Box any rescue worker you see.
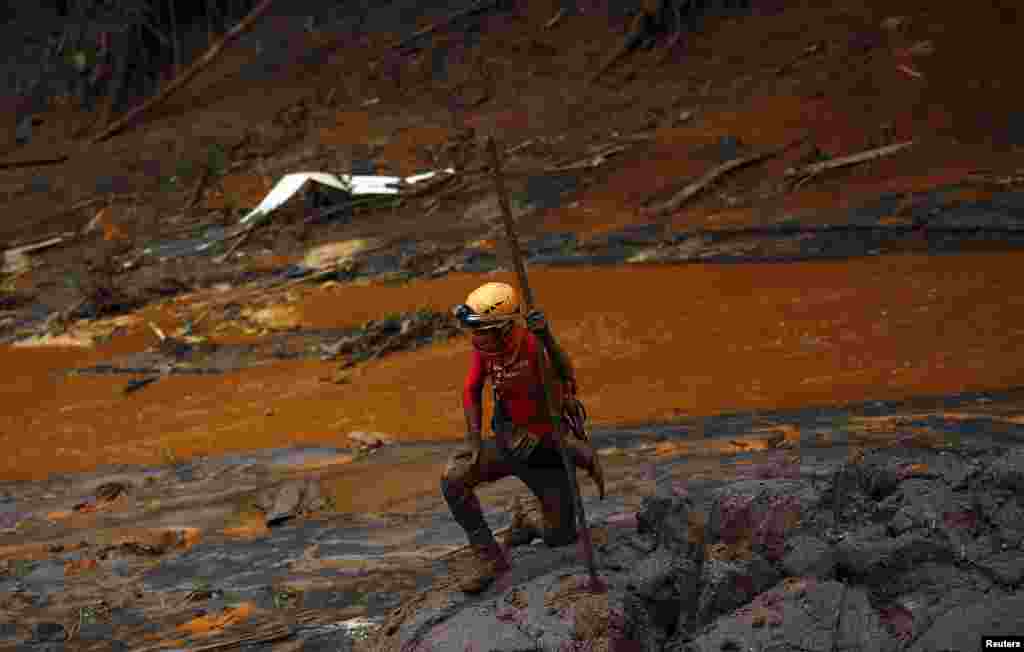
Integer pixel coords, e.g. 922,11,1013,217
441,281,604,594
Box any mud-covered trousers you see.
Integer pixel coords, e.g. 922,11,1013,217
440,408,586,549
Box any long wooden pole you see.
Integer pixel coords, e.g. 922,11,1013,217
486,137,604,592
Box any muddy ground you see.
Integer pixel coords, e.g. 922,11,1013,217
1,0,1024,649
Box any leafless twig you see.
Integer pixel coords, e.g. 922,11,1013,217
647,136,805,217
784,140,915,190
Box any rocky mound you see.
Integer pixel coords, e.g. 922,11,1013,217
365,442,1024,652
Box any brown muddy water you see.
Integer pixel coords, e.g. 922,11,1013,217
3,251,1024,483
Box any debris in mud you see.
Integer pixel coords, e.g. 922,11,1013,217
784,140,916,191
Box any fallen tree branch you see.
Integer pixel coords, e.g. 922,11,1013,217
545,8,566,29
214,222,258,263
775,41,823,76
545,144,631,172
148,321,167,342
784,140,915,190
188,164,214,211
646,136,806,217
0,155,69,170
588,10,652,86
90,0,277,144
68,193,140,214
392,0,502,52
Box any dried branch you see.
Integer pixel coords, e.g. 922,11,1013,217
545,9,565,29
391,0,502,52
188,164,213,211
647,136,805,217
784,140,915,189
588,10,652,86
0,155,69,170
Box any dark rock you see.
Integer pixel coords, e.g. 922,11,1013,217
109,608,147,626
78,623,115,640
587,223,665,248
837,586,902,652
835,531,953,582
457,250,499,274
781,535,835,578
690,135,746,163
975,550,1024,586
524,173,579,210
266,480,305,526
636,493,699,557
930,199,1024,230
848,193,905,226
525,231,577,256
94,174,133,195
0,622,17,640
31,622,67,643
989,446,1024,492
990,498,1024,548
227,586,277,611
908,591,1024,652
695,554,781,628
879,478,974,539
706,479,821,562
303,588,354,610
715,135,744,163
173,464,196,482
28,176,50,193
528,250,635,267
301,631,356,652
677,579,879,652
870,563,994,642
15,115,33,144
358,253,403,277
703,580,895,651
22,560,65,585
624,549,700,643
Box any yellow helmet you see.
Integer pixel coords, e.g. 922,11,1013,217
464,282,521,325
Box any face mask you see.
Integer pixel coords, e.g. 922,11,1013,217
472,327,506,354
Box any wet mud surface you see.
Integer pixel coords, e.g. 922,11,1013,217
1,390,1024,650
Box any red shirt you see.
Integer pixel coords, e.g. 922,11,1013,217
463,325,566,440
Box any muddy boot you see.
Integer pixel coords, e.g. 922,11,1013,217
502,496,545,548
457,541,511,594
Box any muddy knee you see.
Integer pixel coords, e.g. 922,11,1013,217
441,463,467,498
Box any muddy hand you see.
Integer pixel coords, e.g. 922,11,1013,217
456,441,482,472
